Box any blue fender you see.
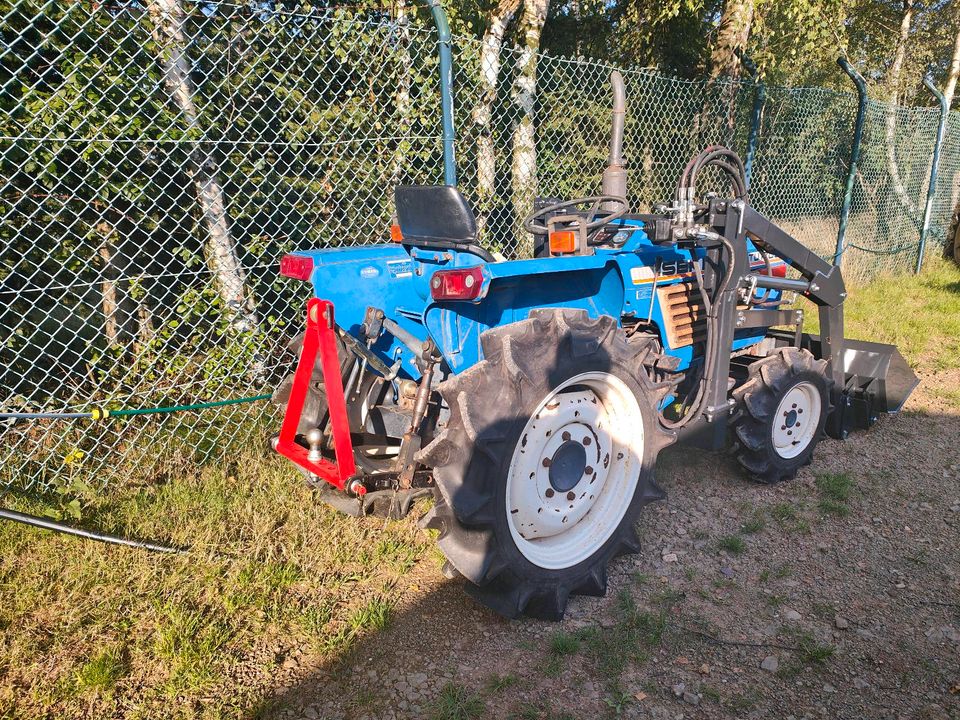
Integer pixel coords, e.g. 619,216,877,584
424,254,626,373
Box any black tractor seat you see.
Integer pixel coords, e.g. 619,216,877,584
394,185,496,263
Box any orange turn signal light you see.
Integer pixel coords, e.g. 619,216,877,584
549,230,577,254
390,223,403,242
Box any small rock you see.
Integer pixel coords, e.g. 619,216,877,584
682,691,701,706
672,683,685,698
823,684,836,694
720,566,735,578
663,552,679,563
784,609,802,621
409,672,428,687
761,655,779,672
853,678,870,690
925,625,959,643
303,708,319,720
834,615,849,630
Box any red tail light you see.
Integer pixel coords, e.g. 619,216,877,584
769,262,788,278
280,254,314,281
430,266,485,301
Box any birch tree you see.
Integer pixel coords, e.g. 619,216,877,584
883,0,921,228
511,0,549,252
944,27,960,111
147,0,258,331
473,0,523,240
390,0,413,187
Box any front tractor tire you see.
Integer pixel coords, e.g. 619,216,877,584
731,347,833,484
417,309,674,620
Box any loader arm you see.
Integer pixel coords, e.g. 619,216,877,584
663,197,916,445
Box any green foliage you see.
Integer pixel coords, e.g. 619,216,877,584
429,684,486,720
717,534,746,554
73,646,127,693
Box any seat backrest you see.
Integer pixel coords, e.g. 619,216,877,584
395,185,477,246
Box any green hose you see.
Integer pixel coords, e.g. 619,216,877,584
110,393,272,417
1,393,272,421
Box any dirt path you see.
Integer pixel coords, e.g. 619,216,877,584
262,377,960,720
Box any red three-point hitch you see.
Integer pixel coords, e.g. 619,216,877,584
273,299,363,495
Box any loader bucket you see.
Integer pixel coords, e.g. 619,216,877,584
803,334,919,438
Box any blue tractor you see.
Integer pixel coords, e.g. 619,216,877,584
270,71,917,619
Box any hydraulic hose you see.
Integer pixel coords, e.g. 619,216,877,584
0,507,185,554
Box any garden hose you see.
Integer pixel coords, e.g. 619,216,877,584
0,393,272,422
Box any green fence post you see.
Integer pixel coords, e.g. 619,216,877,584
423,0,457,186
836,57,867,266
917,75,950,273
739,53,764,191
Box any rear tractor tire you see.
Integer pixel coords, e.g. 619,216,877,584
731,347,833,484
417,309,674,620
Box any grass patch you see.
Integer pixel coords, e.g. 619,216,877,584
572,591,664,680
429,684,485,720
486,673,519,693
153,603,233,693
549,631,580,656
74,646,127,693
0,443,431,719
796,634,836,665
816,473,853,502
717,534,746,555
769,503,797,522
816,473,854,517
740,515,766,534
511,702,577,720
839,259,960,374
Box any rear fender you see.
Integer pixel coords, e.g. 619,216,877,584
423,255,625,373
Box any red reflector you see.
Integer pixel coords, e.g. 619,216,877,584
280,254,314,281
769,262,788,278
430,266,484,301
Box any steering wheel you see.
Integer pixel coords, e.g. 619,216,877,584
522,195,630,239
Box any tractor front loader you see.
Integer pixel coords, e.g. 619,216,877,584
270,70,918,620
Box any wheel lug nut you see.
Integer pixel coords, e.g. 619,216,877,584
566,491,576,501
545,488,555,498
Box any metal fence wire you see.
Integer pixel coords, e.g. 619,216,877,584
1,0,957,494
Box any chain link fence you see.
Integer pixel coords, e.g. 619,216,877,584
2,0,958,495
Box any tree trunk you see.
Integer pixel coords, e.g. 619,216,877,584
97,224,138,348
883,0,920,231
147,0,257,331
944,26,960,114
474,0,522,244
710,0,754,79
511,0,549,255
390,0,413,188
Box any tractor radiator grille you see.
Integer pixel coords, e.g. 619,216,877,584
657,281,707,348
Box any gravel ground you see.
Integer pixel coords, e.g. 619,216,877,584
262,373,960,720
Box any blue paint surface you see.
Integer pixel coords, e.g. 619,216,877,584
292,223,785,382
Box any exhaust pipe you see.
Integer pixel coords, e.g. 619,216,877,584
602,70,627,208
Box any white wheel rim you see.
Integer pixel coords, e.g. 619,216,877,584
771,381,821,459
505,372,644,570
